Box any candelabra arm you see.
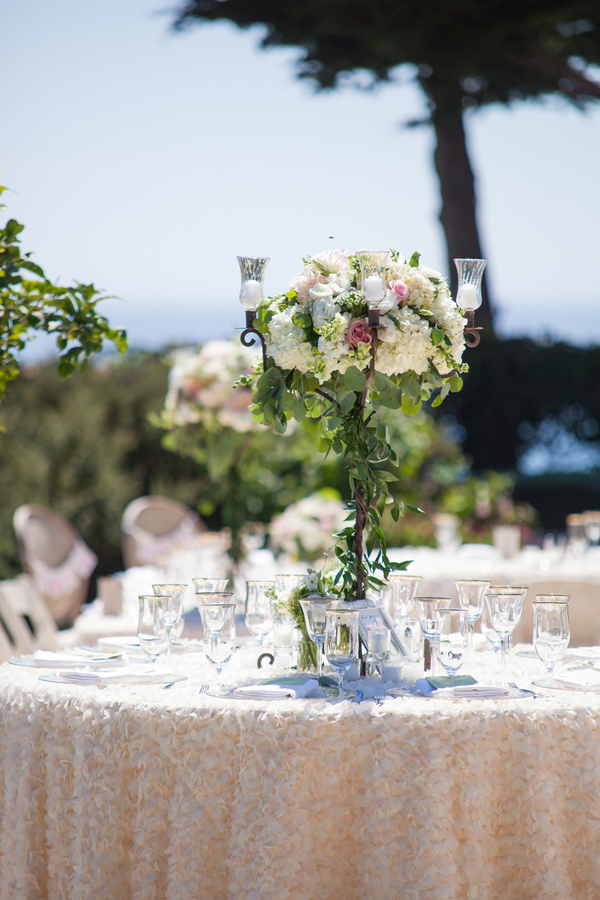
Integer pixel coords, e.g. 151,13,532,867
464,310,482,348
240,310,268,371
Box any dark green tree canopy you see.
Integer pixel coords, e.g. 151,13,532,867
174,1,600,328
174,1,600,106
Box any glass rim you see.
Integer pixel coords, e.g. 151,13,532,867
485,586,528,593
416,597,452,602
455,579,491,585
152,583,187,591
532,595,570,603
325,606,361,614
199,601,236,609
387,574,422,581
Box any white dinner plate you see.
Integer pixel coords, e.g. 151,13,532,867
10,654,125,669
386,686,535,701
94,636,203,654
38,672,188,686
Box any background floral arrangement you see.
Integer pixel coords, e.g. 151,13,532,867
162,340,261,433
269,489,347,562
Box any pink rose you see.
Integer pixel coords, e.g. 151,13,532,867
390,280,410,304
347,318,372,348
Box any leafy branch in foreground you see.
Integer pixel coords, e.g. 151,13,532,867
0,186,127,405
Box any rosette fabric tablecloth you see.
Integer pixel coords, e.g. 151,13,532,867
1,651,599,900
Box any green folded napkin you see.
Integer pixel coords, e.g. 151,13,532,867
426,674,477,690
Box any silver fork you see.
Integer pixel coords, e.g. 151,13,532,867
198,684,210,695
374,691,386,705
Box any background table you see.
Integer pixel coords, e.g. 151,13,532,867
1,647,600,900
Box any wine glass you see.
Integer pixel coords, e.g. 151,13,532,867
384,575,422,631
152,583,187,661
244,581,275,647
532,595,570,688
455,579,490,646
480,600,502,653
299,598,337,697
138,595,169,664
484,587,527,686
434,608,469,676
324,608,359,699
200,601,236,697
416,598,452,676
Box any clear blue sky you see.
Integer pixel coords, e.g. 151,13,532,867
3,0,600,354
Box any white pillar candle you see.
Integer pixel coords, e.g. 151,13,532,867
367,627,390,654
363,274,385,306
243,279,262,307
458,283,479,310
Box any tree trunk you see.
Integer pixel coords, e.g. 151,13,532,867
426,78,494,331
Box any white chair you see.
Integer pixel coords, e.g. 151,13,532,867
0,574,61,656
121,495,203,569
512,581,600,647
13,504,98,628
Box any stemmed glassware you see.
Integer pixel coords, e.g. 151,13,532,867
200,599,236,697
299,598,337,697
244,581,275,647
480,600,502,653
152,583,187,662
416,598,452,676
532,595,570,688
138,595,170,664
193,577,229,595
385,575,422,633
484,586,527,686
325,608,359,699
455,579,490,646
434,608,469,676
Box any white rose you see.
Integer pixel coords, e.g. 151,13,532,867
309,281,334,302
312,296,341,330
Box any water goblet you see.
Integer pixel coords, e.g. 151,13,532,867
484,587,527,686
480,601,502,653
416,598,452,676
299,598,337,697
138,595,169,664
324,608,359,699
200,600,236,697
532,595,570,688
434,608,469,676
384,575,422,631
244,581,275,647
192,577,229,594
152,583,187,661
455,579,490,646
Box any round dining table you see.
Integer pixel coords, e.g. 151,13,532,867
1,644,599,900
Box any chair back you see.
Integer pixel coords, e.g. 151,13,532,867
121,495,202,568
0,574,60,655
13,505,98,627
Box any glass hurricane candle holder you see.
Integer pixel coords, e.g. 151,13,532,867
454,258,486,311
358,250,389,324
238,256,270,310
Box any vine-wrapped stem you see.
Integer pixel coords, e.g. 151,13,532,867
353,327,379,600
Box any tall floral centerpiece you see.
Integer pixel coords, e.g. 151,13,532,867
239,249,482,602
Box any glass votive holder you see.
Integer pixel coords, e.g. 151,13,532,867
273,611,296,668
365,625,391,676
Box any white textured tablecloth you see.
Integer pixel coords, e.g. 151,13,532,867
1,647,600,900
